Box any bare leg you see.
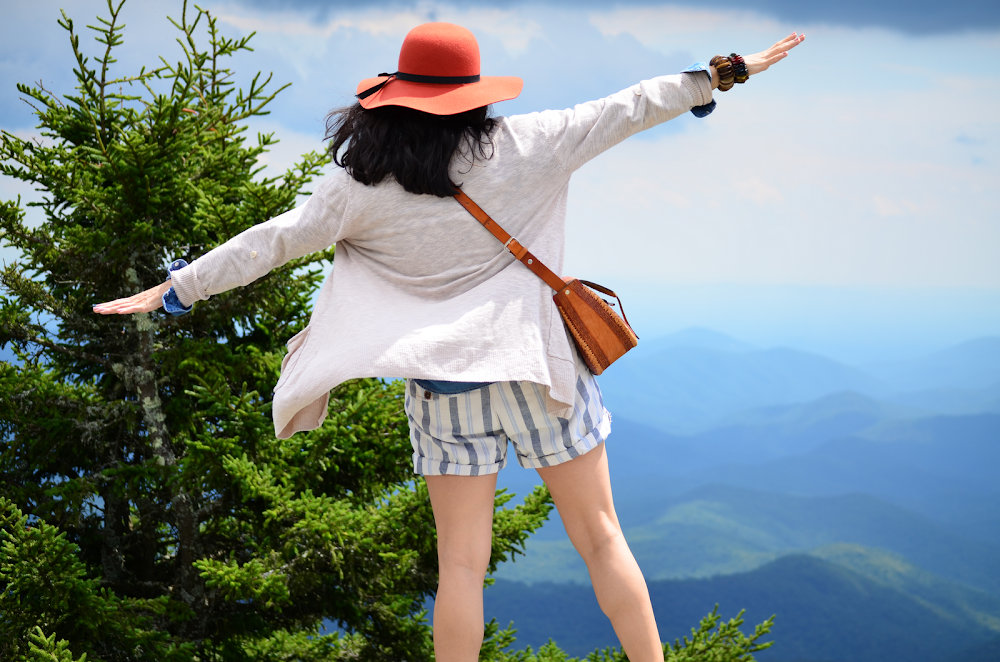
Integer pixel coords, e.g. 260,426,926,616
425,473,499,662
536,442,662,661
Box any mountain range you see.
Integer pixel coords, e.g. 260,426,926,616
494,484,1000,594
486,330,1000,661
596,329,1000,433
485,549,1000,662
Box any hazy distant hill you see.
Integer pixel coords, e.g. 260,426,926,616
598,390,977,479
630,326,757,354
494,485,1000,596
939,635,1000,662
485,553,1000,662
864,336,1000,392
598,331,1000,432
809,543,1000,632
669,413,1000,500
599,342,883,433
609,391,906,469
714,389,911,430
944,492,1000,547
652,414,1000,543
885,381,1000,416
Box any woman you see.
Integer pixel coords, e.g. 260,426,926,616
95,23,804,662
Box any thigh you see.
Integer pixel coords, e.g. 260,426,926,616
425,473,499,571
535,441,622,559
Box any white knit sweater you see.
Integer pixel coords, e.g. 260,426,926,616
170,72,712,438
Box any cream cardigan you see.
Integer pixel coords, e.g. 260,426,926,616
170,72,712,438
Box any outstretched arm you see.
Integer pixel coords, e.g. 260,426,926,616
527,32,806,173
93,174,349,317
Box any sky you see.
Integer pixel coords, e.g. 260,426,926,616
1,0,999,362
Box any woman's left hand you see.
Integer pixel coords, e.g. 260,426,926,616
93,281,172,315
744,32,806,76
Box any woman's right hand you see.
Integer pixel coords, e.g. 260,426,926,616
93,281,172,315
744,32,806,76
710,32,805,88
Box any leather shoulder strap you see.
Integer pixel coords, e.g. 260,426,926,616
453,189,565,293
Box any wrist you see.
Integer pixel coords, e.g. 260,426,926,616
163,259,194,315
710,55,736,91
709,65,719,90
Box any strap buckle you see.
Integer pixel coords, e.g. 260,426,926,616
503,236,517,253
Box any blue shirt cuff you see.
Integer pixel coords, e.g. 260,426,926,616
681,62,716,117
163,258,193,316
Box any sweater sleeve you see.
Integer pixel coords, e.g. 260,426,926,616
169,174,350,308
510,72,712,174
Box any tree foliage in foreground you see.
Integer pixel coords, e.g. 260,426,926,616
478,609,774,662
0,1,775,660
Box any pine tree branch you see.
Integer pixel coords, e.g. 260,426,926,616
91,0,127,145
19,96,44,116
34,79,67,109
59,10,113,169
17,332,111,370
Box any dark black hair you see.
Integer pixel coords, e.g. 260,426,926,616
325,103,497,197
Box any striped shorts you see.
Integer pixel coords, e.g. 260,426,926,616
404,351,611,476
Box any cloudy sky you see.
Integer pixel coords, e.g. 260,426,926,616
2,0,998,361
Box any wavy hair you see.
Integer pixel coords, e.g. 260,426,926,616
325,103,497,197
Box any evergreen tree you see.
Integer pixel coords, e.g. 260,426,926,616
0,2,774,660
0,2,550,659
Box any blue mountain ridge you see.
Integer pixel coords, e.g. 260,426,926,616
484,552,1000,662
599,345,884,433
885,381,1000,416
498,396,1000,542
493,483,1000,595
598,330,1000,433
648,413,1000,545
940,635,1000,662
864,336,1000,392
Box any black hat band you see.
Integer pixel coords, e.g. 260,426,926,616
357,71,482,100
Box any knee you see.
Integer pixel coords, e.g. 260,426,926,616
438,542,492,580
573,524,626,566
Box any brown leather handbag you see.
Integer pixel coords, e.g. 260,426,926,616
454,189,638,375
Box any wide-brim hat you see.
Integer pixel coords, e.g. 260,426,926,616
356,22,523,115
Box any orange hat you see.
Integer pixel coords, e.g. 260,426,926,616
356,23,523,115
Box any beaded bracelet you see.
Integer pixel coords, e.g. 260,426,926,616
710,55,735,92
730,53,749,84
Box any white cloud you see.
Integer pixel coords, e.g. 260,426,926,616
736,177,784,205
214,9,424,39
873,195,920,217
435,8,543,56
212,2,544,60
246,120,326,173
590,5,783,44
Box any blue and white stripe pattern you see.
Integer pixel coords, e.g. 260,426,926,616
404,351,611,476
